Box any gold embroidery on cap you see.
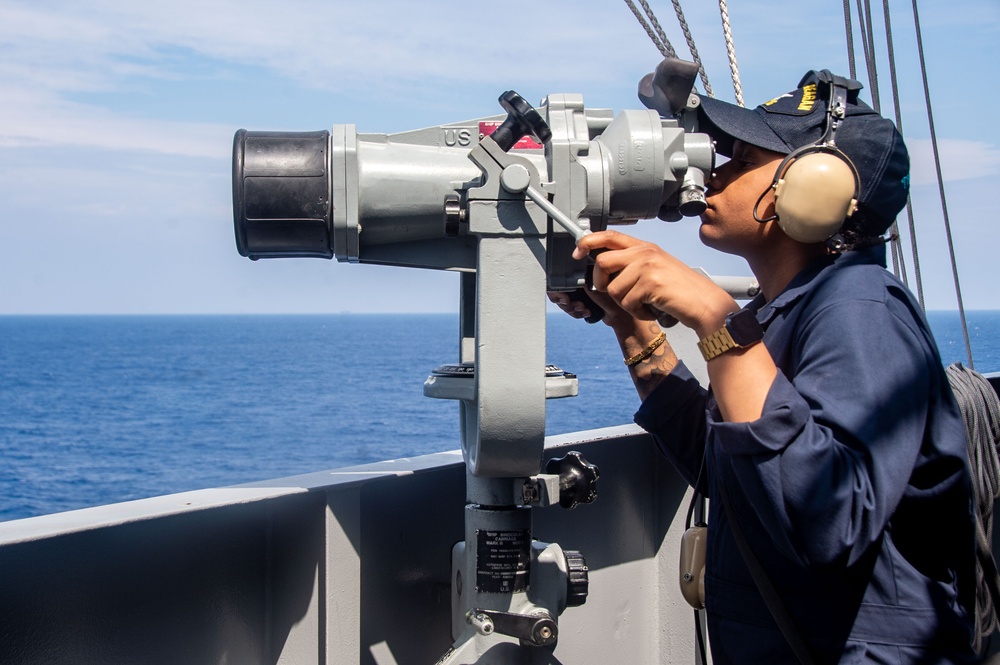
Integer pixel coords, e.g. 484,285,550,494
798,83,818,111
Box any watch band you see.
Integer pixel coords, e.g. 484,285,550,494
697,309,764,361
697,326,739,362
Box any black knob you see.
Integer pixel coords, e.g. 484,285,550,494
564,550,590,607
490,91,552,152
545,451,599,509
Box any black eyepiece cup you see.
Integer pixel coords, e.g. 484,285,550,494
232,129,333,260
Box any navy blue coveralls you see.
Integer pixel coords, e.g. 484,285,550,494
634,246,977,664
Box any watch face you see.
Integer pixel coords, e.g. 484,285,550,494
727,309,764,347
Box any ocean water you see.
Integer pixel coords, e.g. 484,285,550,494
1,311,998,522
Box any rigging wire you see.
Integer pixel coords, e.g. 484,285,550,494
910,0,974,369
846,0,905,279
859,0,883,114
843,0,858,80
882,0,924,307
853,0,873,82
866,1,903,278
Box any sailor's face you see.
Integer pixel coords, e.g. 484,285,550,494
700,140,785,256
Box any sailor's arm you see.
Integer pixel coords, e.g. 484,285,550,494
575,231,776,422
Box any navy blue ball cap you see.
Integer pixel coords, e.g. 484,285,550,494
696,70,910,234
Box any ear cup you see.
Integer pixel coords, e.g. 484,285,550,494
773,151,858,244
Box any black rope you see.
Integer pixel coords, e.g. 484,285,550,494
911,0,974,368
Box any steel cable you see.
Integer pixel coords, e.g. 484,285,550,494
843,0,858,80
911,0,974,369
881,0,923,305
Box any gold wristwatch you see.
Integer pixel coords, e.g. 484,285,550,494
697,309,764,362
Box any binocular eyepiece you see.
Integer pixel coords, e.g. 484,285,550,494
233,129,333,260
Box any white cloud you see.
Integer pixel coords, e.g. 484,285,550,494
0,86,232,158
0,0,656,157
0,0,652,93
906,138,1000,186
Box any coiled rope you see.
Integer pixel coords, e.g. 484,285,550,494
946,363,1000,654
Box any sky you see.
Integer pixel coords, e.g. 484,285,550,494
0,0,997,314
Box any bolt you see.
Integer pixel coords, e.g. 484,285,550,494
466,610,494,636
522,480,540,504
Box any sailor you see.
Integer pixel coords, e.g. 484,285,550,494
552,71,978,663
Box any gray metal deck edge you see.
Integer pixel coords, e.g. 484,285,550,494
0,424,648,546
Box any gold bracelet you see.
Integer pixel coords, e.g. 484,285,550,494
624,331,667,367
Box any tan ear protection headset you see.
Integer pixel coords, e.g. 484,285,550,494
752,73,861,245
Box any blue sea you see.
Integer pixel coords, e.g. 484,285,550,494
2,311,999,522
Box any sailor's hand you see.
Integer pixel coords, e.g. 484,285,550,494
573,231,737,336
548,287,629,325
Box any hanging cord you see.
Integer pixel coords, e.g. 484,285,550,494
717,0,744,107
911,0,974,369
624,0,677,59
669,0,713,97
946,364,1000,653
881,0,924,306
